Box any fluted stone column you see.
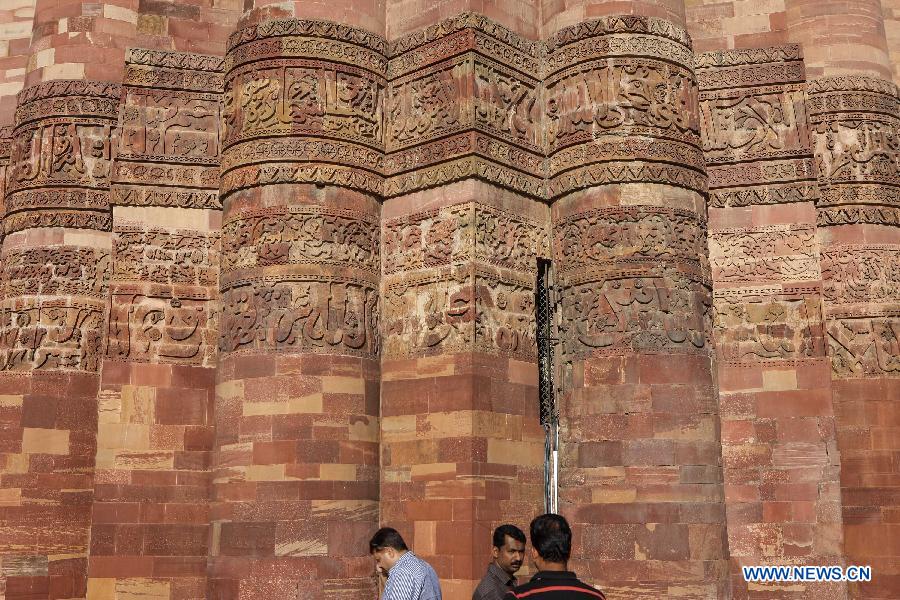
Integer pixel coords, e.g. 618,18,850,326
784,4,900,598
808,74,900,600
209,13,385,599
0,1,132,596
0,80,112,590
378,11,548,599
696,45,847,600
546,13,731,599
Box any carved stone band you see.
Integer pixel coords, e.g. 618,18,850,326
808,75,900,225
220,15,708,201
7,81,119,231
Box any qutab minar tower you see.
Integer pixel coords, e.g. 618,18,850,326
0,0,896,599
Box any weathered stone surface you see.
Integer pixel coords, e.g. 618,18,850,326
0,2,896,600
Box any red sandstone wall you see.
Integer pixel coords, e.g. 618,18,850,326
240,0,384,33
380,181,547,597
133,0,241,55
686,0,789,51
0,1,35,126
696,45,848,599
687,2,900,599
687,0,893,78
542,0,686,34
0,1,896,600
886,0,900,85
387,1,539,39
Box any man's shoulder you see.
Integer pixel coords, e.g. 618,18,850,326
396,552,431,572
411,553,440,579
507,574,605,599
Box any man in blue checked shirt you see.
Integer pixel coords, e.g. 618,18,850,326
370,527,442,600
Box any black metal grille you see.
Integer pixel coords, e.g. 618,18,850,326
535,258,557,427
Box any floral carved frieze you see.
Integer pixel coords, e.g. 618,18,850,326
554,207,707,275
15,81,121,125
1,246,110,299
381,201,547,359
221,206,380,287
382,202,548,276
709,225,820,283
475,205,548,272
112,225,219,288
383,204,472,274
822,245,900,308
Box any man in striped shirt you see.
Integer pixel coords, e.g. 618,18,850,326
370,527,442,600
503,514,606,600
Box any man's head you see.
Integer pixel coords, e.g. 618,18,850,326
369,528,408,575
491,524,526,575
528,514,572,570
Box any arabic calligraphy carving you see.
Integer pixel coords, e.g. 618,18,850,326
219,279,378,357
559,273,711,357
714,292,824,363
0,300,105,372
828,318,900,377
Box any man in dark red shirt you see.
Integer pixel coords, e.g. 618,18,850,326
503,514,606,600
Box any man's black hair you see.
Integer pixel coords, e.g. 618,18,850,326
530,513,571,563
369,527,408,553
492,524,526,549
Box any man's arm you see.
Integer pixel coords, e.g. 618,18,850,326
381,573,401,600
